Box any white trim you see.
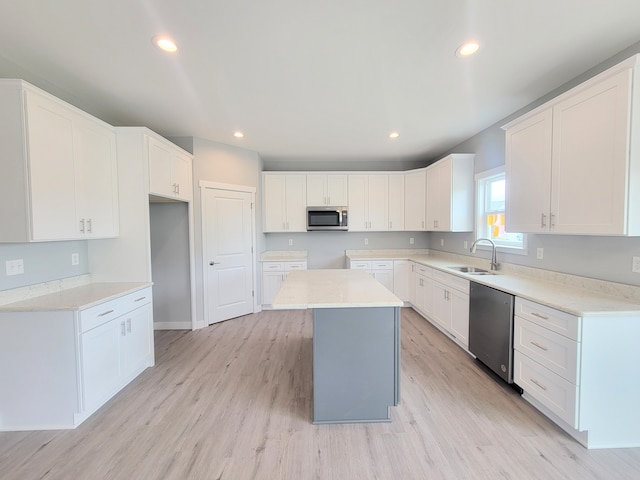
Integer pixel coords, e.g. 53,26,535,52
199,180,256,193
474,165,504,181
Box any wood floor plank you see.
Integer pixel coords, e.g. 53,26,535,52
1,307,639,479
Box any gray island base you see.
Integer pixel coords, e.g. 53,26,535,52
272,269,403,424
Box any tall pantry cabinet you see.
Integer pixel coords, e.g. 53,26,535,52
88,128,196,330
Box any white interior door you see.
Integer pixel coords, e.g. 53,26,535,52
203,187,254,324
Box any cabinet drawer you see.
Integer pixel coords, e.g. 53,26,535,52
514,316,580,384
370,260,393,270
80,287,152,333
515,298,580,341
514,351,578,428
285,261,307,271
432,269,469,294
412,263,431,277
262,262,284,271
350,261,371,270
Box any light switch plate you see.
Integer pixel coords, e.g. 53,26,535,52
537,248,544,260
6,259,24,276
632,256,640,273
71,253,80,265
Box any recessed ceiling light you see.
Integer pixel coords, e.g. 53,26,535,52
153,36,178,53
233,131,244,138
389,132,399,139
456,41,480,58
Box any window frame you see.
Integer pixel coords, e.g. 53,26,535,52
474,166,527,255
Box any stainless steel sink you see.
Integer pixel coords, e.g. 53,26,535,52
447,266,494,275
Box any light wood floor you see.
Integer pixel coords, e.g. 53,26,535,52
1,308,639,479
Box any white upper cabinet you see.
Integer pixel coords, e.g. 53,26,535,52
306,174,348,206
425,154,475,232
404,169,426,231
504,54,640,236
388,173,405,231
0,80,118,242
263,173,307,232
148,136,193,202
348,174,389,231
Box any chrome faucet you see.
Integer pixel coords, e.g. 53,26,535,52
470,238,499,271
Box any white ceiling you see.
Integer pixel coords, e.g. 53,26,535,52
1,1,640,163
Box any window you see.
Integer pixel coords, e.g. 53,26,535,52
475,167,526,251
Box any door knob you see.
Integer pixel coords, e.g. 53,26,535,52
209,261,220,266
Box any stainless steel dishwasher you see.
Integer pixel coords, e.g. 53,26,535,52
468,281,516,385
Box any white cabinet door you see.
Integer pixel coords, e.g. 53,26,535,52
148,136,193,201
284,175,307,232
505,108,554,233
347,174,388,231
404,169,426,231
347,175,368,231
306,174,327,206
121,304,153,381
431,282,450,330
306,174,347,206
326,174,348,206
426,154,474,232
414,272,432,316
264,174,306,232
449,288,470,347
388,173,405,231
262,271,284,304
367,175,389,231
75,116,119,237
81,317,123,413
551,68,631,235
372,269,393,291
24,89,79,240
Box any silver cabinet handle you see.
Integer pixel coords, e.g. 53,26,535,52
121,321,126,336
421,220,425,228
98,309,114,317
87,218,92,233
550,213,555,228
541,213,547,228
530,341,548,351
176,183,180,195
80,219,85,233
530,378,547,391
531,312,549,320
127,318,132,333
134,296,146,302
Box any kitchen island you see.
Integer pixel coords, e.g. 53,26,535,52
272,269,403,424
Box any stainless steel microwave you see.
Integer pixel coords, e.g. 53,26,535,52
306,207,348,231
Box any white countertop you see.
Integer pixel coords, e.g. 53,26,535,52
272,269,403,309
260,250,308,262
0,282,152,312
346,249,640,318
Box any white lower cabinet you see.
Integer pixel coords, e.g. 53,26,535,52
430,270,470,347
513,297,640,449
411,263,432,317
0,286,154,431
261,261,307,305
349,260,394,292
392,260,411,302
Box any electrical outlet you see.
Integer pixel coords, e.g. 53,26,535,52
288,239,293,246
364,238,369,246
440,238,444,247
6,259,24,276
409,237,414,245
463,241,468,249
632,256,640,273
537,248,544,260
71,253,80,265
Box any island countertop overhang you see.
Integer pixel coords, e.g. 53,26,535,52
272,269,403,310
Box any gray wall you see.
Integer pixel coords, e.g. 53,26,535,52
149,202,191,325
265,232,429,269
429,41,640,287
190,137,263,324
0,241,88,291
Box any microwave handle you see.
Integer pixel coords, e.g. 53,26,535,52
341,209,347,226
